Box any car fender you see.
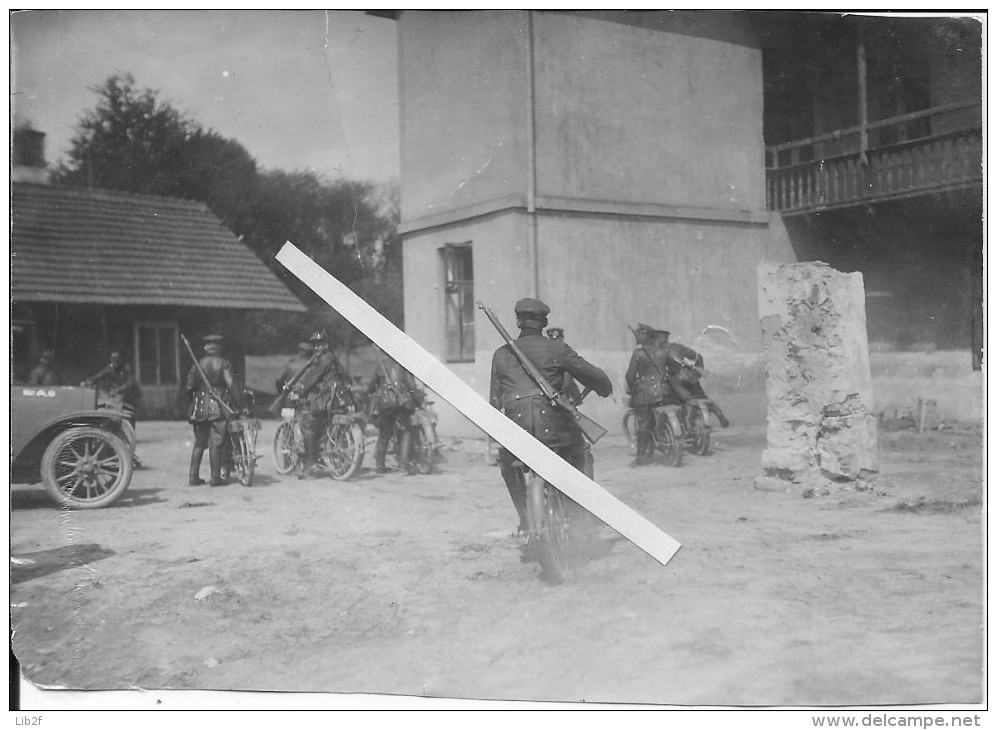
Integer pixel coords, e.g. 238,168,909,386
12,411,130,466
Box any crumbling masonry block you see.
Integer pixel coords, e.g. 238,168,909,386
756,262,878,494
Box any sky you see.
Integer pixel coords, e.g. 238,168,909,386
10,9,400,183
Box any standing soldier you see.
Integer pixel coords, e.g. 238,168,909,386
186,334,238,487
290,330,349,478
490,298,613,536
625,323,677,465
368,355,423,473
275,341,314,394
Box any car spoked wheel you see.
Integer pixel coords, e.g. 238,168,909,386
41,427,133,509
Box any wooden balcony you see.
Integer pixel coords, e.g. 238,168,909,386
766,100,982,215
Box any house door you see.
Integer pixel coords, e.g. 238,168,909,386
134,321,181,419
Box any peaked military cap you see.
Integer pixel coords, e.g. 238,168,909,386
309,330,330,343
203,334,225,343
654,329,671,339
546,326,565,337
298,341,315,352
515,298,550,317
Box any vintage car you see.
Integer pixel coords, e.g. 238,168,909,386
11,385,135,509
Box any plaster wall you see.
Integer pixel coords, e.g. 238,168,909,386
397,10,528,223
533,12,765,209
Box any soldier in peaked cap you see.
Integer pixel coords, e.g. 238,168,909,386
186,334,240,486
489,298,613,537
625,323,680,465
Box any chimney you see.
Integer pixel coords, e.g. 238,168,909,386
12,125,50,184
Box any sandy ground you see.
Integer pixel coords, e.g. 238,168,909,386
10,417,984,707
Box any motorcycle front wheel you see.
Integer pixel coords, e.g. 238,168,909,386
272,420,298,475
622,409,637,449
322,422,365,481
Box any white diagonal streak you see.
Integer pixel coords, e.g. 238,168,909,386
275,242,681,567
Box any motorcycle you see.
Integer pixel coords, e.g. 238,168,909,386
272,382,365,481
376,396,439,475
221,392,260,487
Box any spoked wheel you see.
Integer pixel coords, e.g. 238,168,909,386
402,421,436,475
41,427,133,509
272,420,298,475
654,411,683,467
229,424,258,487
623,409,637,449
688,405,711,456
322,423,365,481
531,475,571,585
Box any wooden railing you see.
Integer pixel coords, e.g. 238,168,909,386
766,100,982,214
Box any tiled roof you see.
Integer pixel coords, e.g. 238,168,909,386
11,183,305,312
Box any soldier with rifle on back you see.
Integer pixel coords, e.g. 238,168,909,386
184,334,244,487
288,330,350,479
367,353,424,474
486,298,614,537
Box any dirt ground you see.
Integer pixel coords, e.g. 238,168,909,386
10,416,984,707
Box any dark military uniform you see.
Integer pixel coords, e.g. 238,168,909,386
291,332,348,476
625,325,679,464
186,336,238,486
275,343,315,394
85,354,139,425
661,338,729,428
368,357,423,472
490,299,613,533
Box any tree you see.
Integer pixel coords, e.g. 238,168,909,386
53,73,403,356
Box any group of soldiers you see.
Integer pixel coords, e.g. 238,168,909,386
184,329,426,486
488,297,728,534
624,322,729,465
182,301,727,537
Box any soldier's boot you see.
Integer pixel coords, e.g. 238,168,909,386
499,465,530,537
208,445,224,486
299,438,319,479
188,447,206,486
709,402,730,428
374,434,389,473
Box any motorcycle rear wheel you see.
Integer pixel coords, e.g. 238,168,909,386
403,422,436,475
230,430,255,486
654,411,683,467
688,406,711,456
528,473,570,585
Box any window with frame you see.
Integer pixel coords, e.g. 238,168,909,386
135,322,179,386
442,243,474,363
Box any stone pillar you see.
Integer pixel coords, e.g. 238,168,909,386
756,262,878,495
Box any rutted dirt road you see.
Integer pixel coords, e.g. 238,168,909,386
10,419,983,706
